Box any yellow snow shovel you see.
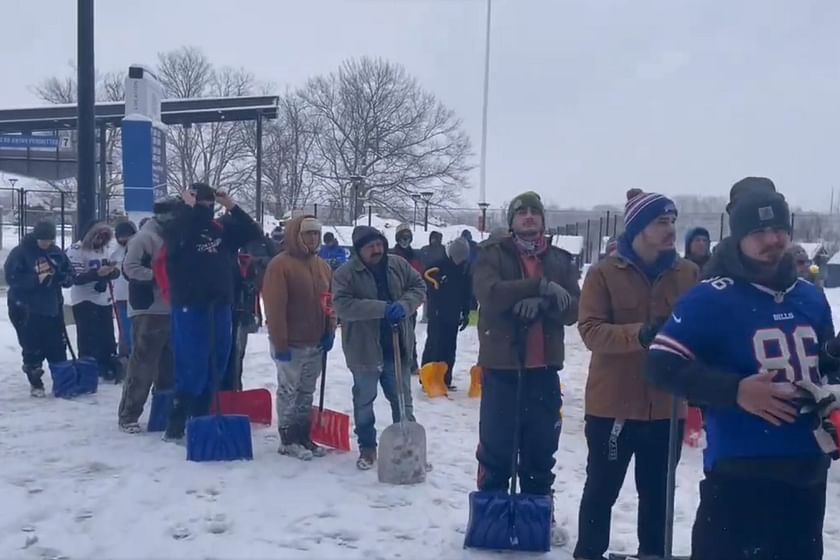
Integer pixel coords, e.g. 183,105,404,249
468,366,482,398
419,362,448,398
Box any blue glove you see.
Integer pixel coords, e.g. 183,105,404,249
319,332,335,353
273,351,291,362
385,302,406,325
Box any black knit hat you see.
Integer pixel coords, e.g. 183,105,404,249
727,177,777,213
114,220,137,239
729,190,790,241
191,182,216,202
352,225,387,253
32,220,56,241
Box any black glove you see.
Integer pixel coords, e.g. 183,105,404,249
94,280,108,293
825,335,840,360
638,318,666,349
459,313,470,331
512,297,548,322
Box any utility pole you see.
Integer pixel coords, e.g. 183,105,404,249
478,0,492,206
76,0,96,236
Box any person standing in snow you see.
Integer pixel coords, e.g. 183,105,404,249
390,223,425,376
262,215,335,460
574,189,698,560
684,226,712,271
333,225,426,470
117,200,177,433
420,237,472,389
472,191,580,542
5,220,74,397
460,229,480,268
318,232,347,271
67,222,122,382
161,183,263,442
111,220,137,362
647,178,837,559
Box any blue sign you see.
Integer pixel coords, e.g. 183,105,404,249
0,135,59,149
122,120,167,214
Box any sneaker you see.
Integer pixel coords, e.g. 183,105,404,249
30,387,46,398
356,448,376,470
119,422,142,434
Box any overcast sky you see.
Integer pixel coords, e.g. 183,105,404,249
4,0,840,210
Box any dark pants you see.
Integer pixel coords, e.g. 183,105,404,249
9,306,66,388
222,313,249,391
691,472,825,560
72,301,117,377
421,318,459,385
115,300,133,357
476,368,562,496
166,304,232,439
118,314,174,425
574,416,683,559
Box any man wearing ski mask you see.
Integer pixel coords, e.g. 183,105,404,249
161,183,263,442
390,223,424,375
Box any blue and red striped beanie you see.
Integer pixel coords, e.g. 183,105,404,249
624,188,677,241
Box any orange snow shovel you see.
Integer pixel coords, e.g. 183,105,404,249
309,350,351,451
468,366,482,398
419,362,448,398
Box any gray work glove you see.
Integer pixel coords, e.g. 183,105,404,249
795,378,840,459
512,297,548,322
540,279,572,312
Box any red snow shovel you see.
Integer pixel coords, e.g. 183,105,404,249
211,388,272,426
310,350,351,451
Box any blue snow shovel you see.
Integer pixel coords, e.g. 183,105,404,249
50,317,98,398
186,304,253,462
463,323,552,552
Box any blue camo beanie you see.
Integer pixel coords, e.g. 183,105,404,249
624,189,677,241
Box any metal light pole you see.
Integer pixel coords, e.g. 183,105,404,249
411,193,421,228
350,175,365,226
478,0,493,206
77,0,96,237
478,201,490,238
8,178,18,189
421,191,433,232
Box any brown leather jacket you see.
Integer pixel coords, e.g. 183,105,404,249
578,254,698,420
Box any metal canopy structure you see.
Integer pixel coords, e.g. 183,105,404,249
0,95,279,132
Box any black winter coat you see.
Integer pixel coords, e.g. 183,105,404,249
164,204,263,307
423,256,472,323
5,235,74,317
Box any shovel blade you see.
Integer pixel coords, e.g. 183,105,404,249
419,362,448,398
310,407,351,451
464,490,552,552
377,420,427,485
210,388,272,425
468,366,482,398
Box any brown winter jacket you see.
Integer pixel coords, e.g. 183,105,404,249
578,254,698,421
473,236,580,371
262,216,335,353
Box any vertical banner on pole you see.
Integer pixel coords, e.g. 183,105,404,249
122,65,166,224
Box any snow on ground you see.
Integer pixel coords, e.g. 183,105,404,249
3,291,840,559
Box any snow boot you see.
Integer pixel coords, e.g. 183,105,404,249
119,422,142,434
299,421,327,457
23,364,46,397
30,387,46,398
277,427,313,461
356,447,376,470
164,393,192,443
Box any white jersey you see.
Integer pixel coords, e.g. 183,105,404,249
66,243,112,306
110,245,129,302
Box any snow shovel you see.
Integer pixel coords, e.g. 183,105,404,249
419,361,448,398
186,304,253,462
464,323,552,552
309,350,351,451
50,317,98,398
683,406,703,448
210,388,273,425
378,325,427,485
663,396,682,560
468,365,482,398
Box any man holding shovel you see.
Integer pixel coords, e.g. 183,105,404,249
471,191,580,544
262,215,335,460
333,225,426,471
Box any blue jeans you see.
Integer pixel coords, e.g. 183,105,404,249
351,357,415,450
171,304,232,397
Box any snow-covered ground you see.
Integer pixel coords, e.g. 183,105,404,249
3,291,840,559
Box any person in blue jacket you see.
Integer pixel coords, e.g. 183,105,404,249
318,232,347,271
4,220,74,397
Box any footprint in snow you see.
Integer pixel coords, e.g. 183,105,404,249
170,525,192,540
74,510,94,522
205,513,230,535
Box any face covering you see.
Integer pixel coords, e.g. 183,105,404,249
195,205,214,223
397,238,411,249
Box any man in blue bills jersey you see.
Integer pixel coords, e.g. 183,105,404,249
647,177,840,560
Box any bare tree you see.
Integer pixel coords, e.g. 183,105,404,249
156,48,257,203
301,57,473,223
